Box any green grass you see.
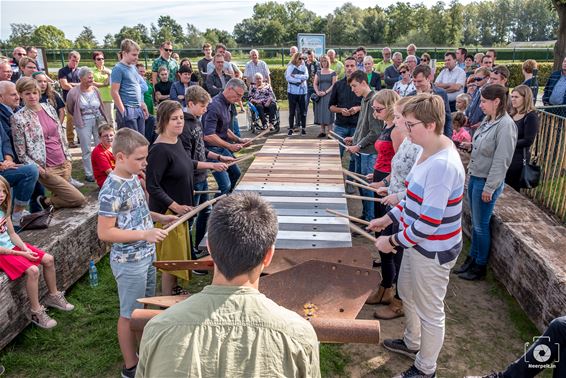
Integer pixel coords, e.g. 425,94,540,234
320,344,349,376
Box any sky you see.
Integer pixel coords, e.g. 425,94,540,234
1,0,474,42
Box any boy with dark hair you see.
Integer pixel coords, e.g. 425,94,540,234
97,128,178,378
137,193,321,378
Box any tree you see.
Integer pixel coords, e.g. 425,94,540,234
446,0,464,45
185,23,205,48
74,26,98,49
102,33,115,48
114,24,151,48
30,25,72,49
151,15,185,46
385,2,418,44
7,23,36,47
203,28,237,48
326,3,364,45
360,7,388,45
552,0,566,69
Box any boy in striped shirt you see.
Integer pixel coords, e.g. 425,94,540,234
369,94,465,378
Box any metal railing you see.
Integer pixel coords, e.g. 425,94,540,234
525,106,566,222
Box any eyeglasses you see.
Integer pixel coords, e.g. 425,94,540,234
474,76,485,81
405,121,424,130
163,48,173,52
421,59,429,62
231,87,244,97
372,106,386,113
492,70,507,78
16,53,26,56
400,71,408,74
95,57,105,61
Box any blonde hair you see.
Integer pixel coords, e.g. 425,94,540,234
290,52,302,67
185,85,211,105
0,176,12,215
156,100,183,134
372,89,400,123
15,77,40,94
402,93,446,135
456,93,471,110
97,123,114,136
319,55,330,69
18,56,37,70
112,128,148,156
510,84,536,116
120,39,140,53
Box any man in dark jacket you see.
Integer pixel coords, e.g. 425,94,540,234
408,65,453,138
543,57,566,112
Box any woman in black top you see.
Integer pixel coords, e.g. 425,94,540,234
505,85,539,191
147,100,197,295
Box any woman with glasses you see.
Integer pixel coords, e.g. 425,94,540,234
92,51,113,122
456,84,517,280
285,52,308,136
392,63,416,97
419,53,430,66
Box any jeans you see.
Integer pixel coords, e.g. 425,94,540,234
231,104,241,137
1,164,39,207
207,146,241,195
398,248,457,375
257,103,277,126
503,316,566,378
305,86,315,117
116,106,145,135
144,115,157,144
191,180,211,254
332,124,356,172
288,93,306,130
76,117,100,178
467,176,504,266
354,153,377,221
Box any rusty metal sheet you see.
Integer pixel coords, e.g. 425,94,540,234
259,260,379,320
263,247,373,275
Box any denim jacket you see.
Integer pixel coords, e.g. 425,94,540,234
11,103,71,167
467,113,517,194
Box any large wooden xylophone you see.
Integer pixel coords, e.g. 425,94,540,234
226,138,352,249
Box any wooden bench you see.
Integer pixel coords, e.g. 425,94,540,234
0,193,106,350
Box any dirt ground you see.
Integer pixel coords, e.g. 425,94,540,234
239,112,542,378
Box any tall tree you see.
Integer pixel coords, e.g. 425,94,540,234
185,23,204,48
325,3,364,45
151,15,185,46
360,7,388,45
102,33,115,48
74,26,98,49
30,25,72,49
7,23,36,47
447,0,464,45
114,24,151,48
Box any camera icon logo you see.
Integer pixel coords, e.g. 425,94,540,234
524,336,560,365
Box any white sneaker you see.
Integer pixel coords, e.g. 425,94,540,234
12,210,31,226
69,178,84,188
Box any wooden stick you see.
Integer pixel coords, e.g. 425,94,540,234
227,152,256,167
345,180,381,195
194,190,221,195
343,194,382,203
165,195,226,232
342,168,368,185
329,130,344,140
325,208,370,226
328,135,360,156
242,129,271,147
348,223,377,243
347,170,369,179
154,260,214,271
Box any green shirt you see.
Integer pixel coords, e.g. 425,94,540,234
330,61,345,80
375,60,392,88
143,80,154,115
137,285,321,378
92,67,112,102
151,56,179,83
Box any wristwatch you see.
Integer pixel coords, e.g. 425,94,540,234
382,178,390,186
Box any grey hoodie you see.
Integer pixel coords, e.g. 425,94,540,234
352,90,384,154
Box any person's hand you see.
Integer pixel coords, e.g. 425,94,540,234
228,144,243,152
21,249,40,261
375,236,394,253
219,155,236,163
365,173,374,181
379,193,400,207
481,191,493,203
239,138,251,144
343,137,353,145
143,228,169,243
369,181,385,189
376,186,388,196
317,90,325,96
177,95,185,100
348,106,360,115
38,166,47,176
211,162,228,172
367,216,391,232
459,141,472,151
169,203,193,215
142,104,149,120
340,108,351,117
346,145,360,154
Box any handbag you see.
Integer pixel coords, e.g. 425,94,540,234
310,93,321,103
520,147,541,189
19,206,54,231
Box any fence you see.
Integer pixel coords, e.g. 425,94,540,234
525,106,566,222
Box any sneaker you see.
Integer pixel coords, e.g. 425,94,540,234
12,210,31,227
70,177,84,188
36,195,49,210
317,132,327,138
44,291,75,311
30,306,57,329
393,365,435,378
383,338,419,360
301,128,306,135
85,175,95,183
121,364,137,378
287,129,293,136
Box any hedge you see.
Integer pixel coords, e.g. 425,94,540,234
47,62,555,102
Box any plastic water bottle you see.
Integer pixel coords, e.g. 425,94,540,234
89,259,98,287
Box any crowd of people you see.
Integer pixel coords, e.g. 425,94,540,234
0,39,565,378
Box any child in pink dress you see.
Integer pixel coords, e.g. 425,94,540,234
0,177,74,329
452,112,471,144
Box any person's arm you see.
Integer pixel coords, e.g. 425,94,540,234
145,147,180,213
59,78,74,91
65,88,76,118
484,121,518,196
515,112,539,148
10,116,34,166
313,73,320,94
328,83,346,114
97,215,168,244
169,83,179,102
151,72,158,86
203,134,237,150
0,126,14,162
263,63,271,85
384,66,398,87
542,73,555,105
206,74,221,97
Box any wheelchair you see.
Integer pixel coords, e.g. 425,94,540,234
245,98,281,134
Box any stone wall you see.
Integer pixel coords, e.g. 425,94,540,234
0,194,107,350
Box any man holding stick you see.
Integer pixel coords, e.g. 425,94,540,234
202,78,250,195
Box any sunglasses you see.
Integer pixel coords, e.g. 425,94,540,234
474,76,485,81
421,59,429,62
96,57,105,61
492,70,507,78
16,53,26,56
163,48,173,52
